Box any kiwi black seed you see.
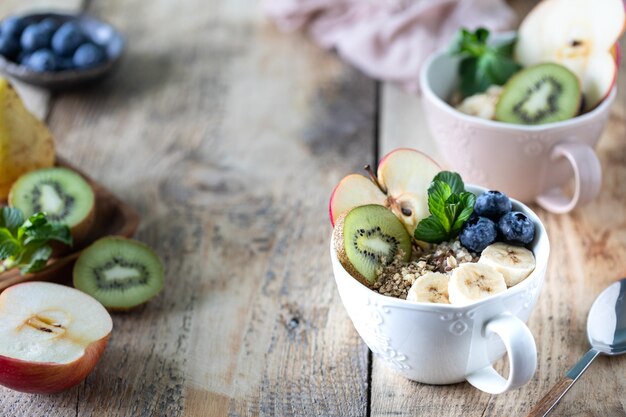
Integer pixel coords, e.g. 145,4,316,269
9,167,95,241
335,204,411,287
73,237,164,310
495,63,581,125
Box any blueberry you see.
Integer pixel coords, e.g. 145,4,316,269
459,215,497,253
18,51,31,65
0,35,20,59
24,49,58,72
20,24,53,52
51,22,86,56
1,16,26,39
57,57,75,71
73,42,106,69
39,17,61,32
474,190,512,220
498,211,535,244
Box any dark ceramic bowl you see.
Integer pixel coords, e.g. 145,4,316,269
0,12,125,89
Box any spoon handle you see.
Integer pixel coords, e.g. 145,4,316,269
526,348,600,417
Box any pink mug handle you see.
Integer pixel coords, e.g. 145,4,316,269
535,142,601,214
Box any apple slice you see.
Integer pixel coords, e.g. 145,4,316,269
329,174,386,227
329,148,441,235
0,282,112,394
515,0,625,111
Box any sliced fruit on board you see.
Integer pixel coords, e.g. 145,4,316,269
73,237,164,310
515,0,626,111
0,78,55,200
0,282,112,394
333,204,412,287
329,148,441,235
9,167,96,243
495,63,581,125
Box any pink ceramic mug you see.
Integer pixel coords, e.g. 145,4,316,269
419,32,615,214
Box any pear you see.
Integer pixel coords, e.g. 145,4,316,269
0,78,55,200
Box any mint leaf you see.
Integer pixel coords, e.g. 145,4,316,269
414,172,476,243
450,27,521,97
21,213,72,246
0,229,20,259
451,192,476,233
458,57,492,97
0,207,24,234
19,245,52,274
0,209,72,275
414,216,449,243
433,171,465,195
427,181,452,230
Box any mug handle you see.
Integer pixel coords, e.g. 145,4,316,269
465,314,537,394
535,142,601,214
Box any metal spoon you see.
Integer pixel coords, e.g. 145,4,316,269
527,278,626,417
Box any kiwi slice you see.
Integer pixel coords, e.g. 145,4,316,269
495,63,581,125
9,167,95,241
334,204,411,287
73,237,164,310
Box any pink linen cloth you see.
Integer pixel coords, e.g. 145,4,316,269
265,0,517,91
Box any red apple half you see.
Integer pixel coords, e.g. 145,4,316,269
329,148,441,235
0,282,112,394
515,0,626,111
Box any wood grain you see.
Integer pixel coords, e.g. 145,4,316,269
2,0,626,416
1,0,375,416
526,376,575,417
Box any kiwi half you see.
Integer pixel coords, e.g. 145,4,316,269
334,204,411,287
495,63,581,125
9,167,95,242
73,237,164,310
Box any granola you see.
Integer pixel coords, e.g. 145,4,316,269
373,239,478,299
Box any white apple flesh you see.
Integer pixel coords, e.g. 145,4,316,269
515,0,625,111
0,282,112,394
329,148,441,234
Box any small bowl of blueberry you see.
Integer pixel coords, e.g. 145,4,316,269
0,12,124,89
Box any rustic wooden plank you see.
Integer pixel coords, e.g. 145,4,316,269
0,0,377,416
376,2,626,417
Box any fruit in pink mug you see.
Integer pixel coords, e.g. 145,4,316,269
329,148,441,235
0,282,112,394
515,0,626,111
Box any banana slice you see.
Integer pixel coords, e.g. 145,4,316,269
479,242,536,287
406,272,450,304
448,263,507,305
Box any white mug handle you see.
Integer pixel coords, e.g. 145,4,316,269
535,142,602,214
465,314,537,394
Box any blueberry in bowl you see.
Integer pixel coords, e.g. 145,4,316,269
0,12,125,89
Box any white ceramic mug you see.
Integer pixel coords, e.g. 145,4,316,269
419,32,615,214
330,185,549,394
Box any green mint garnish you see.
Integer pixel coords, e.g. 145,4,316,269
0,207,72,275
449,27,521,97
414,172,476,243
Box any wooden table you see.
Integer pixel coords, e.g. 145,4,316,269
1,1,625,416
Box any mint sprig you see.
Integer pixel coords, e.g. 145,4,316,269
449,27,521,97
0,207,72,275
414,172,476,243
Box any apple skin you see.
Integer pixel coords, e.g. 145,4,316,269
329,148,441,233
0,334,110,394
612,43,622,66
